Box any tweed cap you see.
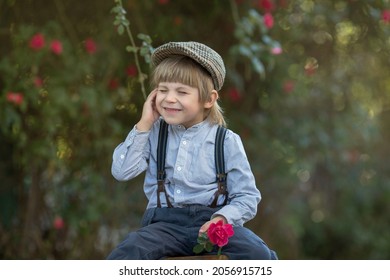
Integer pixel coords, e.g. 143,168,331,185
151,41,226,91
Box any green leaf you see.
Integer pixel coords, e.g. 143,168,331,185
251,57,265,78
193,244,205,254
197,232,209,243
117,25,124,35
238,45,252,57
123,19,130,26
126,45,138,53
205,242,214,252
111,6,121,14
137,33,152,44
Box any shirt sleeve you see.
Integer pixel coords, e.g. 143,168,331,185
111,125,151,181
211,130,261,226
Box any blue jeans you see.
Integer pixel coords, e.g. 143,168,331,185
107,205,278,260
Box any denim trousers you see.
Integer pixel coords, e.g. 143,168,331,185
106,205,278,260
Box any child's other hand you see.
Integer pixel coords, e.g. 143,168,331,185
136,89,160,131
198,215,227,236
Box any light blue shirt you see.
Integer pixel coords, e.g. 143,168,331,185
111,118,261,226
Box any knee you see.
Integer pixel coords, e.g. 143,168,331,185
225,227,278,260
241,240,276,260
106,233,147,260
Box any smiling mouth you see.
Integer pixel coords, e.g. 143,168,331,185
164,107,182,113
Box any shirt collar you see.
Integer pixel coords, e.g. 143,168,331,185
170,118,212,135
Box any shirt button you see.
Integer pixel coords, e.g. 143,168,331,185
176,189,181,194
182,140,187,145
177,166,182,171
120,154,125,159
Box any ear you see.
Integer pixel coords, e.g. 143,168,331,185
203,90,218,109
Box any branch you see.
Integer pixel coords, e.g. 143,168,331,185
112,0,151,100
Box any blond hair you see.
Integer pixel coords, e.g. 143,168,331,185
150,55,226,126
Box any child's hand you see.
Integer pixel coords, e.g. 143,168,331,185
199,215,227,236
136,89,160,131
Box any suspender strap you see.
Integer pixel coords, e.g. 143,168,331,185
156,121,228,208
156,120,173,208
209,125,228,208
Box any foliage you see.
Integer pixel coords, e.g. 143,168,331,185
0,17,145,259
1,0,390,259
111,0,154,99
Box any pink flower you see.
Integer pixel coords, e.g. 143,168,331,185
53,216,65,230
382,10,390,23
29,33,45,50
50,40,63,55
258,0,275,12
271,46,283,55
6,92,24,105
207,220,234,248
126,65,138,77
33,77,44,88
264,13,274,29
84,38,97,54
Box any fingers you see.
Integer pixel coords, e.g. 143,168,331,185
147,88,158,100
137,89,160,131
199,221,211,235
198,216,228,236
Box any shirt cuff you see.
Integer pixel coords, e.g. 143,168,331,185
124,125,150,149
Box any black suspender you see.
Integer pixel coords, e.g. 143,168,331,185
156,120,228,208
156,120,173,208
210,125,228,208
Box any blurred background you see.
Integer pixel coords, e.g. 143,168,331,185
1,0,390,259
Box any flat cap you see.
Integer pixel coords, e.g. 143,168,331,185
151,41,226,91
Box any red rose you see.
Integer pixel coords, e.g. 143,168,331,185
33,77,43,88
264,13,274,29
85,38,97,54
50,40,63,55
126,65,138,77
259,0,275,12
382,10,390,23
53,216,65,230
29,33,45,50
207,220,234,248
6,92,24,105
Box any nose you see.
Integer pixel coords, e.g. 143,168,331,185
164,90,177,103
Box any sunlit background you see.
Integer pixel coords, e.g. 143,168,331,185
1,0,390,259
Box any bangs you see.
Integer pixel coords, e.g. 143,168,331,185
150,55,225,126
151,55,213,93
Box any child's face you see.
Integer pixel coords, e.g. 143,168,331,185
156,82,212,128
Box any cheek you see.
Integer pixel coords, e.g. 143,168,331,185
155,96,164,113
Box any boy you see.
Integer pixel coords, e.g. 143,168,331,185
107,42,277,259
